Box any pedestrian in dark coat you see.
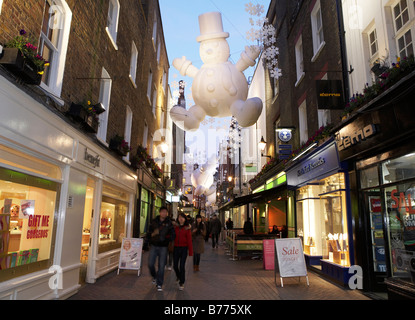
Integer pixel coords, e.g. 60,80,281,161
191,214,206,271
209,214,222,248
146,207,175,291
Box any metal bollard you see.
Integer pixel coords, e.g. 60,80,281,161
229,231,238,261
225,230,231,255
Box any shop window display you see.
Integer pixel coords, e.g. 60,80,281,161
98,185,128,254
0,168,58,280
296,173,350,267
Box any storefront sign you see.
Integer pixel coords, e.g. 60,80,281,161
337,124,377,151
316,80,344,110
274,238,309,287
118,238,143,276
277,129,293,142
286,141,339,187
84,148,100,168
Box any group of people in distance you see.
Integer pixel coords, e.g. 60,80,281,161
146,207,222,292
146,207,287,292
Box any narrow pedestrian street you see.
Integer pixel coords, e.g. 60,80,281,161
68,240,371,301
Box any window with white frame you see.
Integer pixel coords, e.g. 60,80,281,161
147,68,153,103
106,0,120,50
157,38,161,63
39,0,72,98
368,28,379,58
393,0,410,32
143,121,148,148
311,0,325,59
318,73,330,127
295,35,305,84
152,87,157,117
398,29,414,58
123,106,133,161
152,11,157,50
298,100,308,145
97,68,112,144
129,41,138,88
162,70,167,94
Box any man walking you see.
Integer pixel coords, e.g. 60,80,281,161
209,214,222,248
147,207,175,291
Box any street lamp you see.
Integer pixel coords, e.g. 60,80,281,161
228,176,233,182
259,136,272,159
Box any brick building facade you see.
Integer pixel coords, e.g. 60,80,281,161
0,0,170,299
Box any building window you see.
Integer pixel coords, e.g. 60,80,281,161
106,0,120,50
369,28,379,58
295,35,305,85
0,160,60,281
298,100,308,145
157,39,161,64
393,0,410,32
98,184,128,254
123,106,133,162
129,41,138,88
318,110,330,128
398,29,414,58
162,70,167,94
39,0,72,97
97,68,112,144
147,68,153,104
143,121,148,148
311,0,325,59
152,11,157,50
152,87,157,117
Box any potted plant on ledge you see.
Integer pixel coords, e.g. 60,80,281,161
0,29,48,85
68,100,103,133
109,135,131,157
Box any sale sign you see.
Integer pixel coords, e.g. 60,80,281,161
275,238,309,287
263,239,275,270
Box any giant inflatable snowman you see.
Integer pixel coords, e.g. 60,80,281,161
171,12,263,132
191,156,217,196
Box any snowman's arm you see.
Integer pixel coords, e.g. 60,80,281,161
173,56,199,78
236,45,261,72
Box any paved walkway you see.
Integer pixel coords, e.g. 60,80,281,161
68,240,372,301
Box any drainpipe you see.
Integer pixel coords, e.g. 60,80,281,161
336,0,351,100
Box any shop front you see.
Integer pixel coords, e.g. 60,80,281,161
334,70,415,297
0,75,137,299
251,172,295,237
286,139,354,286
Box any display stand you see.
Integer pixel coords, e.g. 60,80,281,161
274,238,309,287
117,238,143,276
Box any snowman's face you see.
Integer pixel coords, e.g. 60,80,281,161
199,38,230,64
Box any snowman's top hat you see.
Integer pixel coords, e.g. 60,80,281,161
196,12,229,42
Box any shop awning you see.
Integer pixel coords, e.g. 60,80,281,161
218,184,287,211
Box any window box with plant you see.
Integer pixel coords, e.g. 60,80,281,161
68,101,104,133
0,29,49,85
109,135,131,157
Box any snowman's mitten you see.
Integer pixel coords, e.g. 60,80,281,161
236,45,261,72
173,56,198,78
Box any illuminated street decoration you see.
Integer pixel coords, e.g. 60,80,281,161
170,11,263,132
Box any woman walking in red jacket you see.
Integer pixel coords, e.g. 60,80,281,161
174,213,193,290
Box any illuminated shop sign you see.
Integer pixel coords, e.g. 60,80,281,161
286,141,339,187
336,124,377,151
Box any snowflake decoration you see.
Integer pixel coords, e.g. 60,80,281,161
245,2,282,80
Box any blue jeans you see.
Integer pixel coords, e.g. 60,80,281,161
148,245,168,286
173,247,188,285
